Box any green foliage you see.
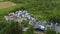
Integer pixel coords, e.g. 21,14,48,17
0,22,8,34
46,29,56,34
1,0,60,23
0,21,22,34
58,32,60,34
47,15,60,23
21,20,29,27
0,4,24,24
7,21,18,34
0,3,25,34
0,0,60,34
24,26,34,34
0,4,21,16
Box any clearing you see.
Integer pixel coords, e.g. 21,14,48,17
0,1,16,9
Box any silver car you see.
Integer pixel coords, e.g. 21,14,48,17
34,21,46,31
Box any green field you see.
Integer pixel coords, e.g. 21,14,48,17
2,0,60,22
0,0,60,22
0,0,60,34
0,0,60,25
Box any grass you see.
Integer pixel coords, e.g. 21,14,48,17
0,1,16,9
0,0,60,22
0,0,4,1
0,4,22,23
0,0,60,34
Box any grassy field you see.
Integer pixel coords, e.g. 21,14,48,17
0,1,16,9
0,0,60,22
0,0,60,34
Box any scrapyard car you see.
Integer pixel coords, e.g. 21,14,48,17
34,21,47,31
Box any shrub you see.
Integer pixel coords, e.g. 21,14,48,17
24,26,34,34
46,29,56,34
0,21,22,34
21,20,29,27
58,32,60,34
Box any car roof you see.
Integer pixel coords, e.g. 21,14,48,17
35,21,46,26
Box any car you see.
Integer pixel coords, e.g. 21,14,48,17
34,21,46,31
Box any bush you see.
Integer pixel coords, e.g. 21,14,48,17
58,32,60,34
0,21,22,34
46,29,56,34
21,20,29,27
24,26,34,34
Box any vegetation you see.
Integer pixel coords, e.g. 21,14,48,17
24,26,34,34
58,33,60,34
0,0,60,23
0,0,60,34
46,29,56,34
46,29,60,34
21,20,29,27
0,1,16,9
5,0,60,23
0,21,22,34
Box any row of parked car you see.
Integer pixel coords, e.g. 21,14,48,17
4,10,36,22
4,10,49,31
